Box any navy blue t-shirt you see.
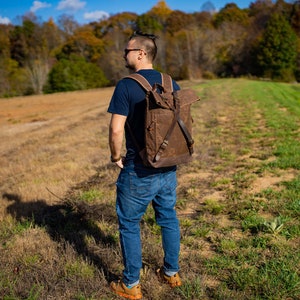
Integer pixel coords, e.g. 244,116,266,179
107,69,180,163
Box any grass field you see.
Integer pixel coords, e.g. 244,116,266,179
0,79,299,299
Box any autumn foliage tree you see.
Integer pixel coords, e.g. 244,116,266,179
0,24,27,97
8,15,63,94
57,25,105,62
213,3,249,27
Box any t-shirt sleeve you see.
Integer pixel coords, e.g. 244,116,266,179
107,80,129,116
172,79,180,91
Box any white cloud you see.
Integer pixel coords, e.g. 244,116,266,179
57,0,86,12
84,11,109,21
30,1,52,13
0,16,11,24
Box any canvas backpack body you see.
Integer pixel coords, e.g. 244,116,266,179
126,72,199,168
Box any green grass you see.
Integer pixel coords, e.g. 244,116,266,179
0,217,33,240
176,277,204,299
234,80,300,170
188,78,300,299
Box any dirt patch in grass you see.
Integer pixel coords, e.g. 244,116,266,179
250,171,297,194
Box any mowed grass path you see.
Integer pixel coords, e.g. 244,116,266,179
0,79,299,299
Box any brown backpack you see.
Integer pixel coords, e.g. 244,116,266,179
126,72,199,168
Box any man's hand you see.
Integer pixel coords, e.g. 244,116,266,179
114,157,124,169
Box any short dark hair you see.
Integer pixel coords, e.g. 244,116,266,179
129,31,159,61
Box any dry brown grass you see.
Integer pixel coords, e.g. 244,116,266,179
0,87,121,299
0,88,114,206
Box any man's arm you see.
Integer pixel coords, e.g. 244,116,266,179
109,113,127,168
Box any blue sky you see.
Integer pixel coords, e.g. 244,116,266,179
0,0,253,25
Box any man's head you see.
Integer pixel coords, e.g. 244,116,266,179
124,31,158,71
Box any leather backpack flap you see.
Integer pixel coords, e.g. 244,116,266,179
175,89,200,107
161,72,200,107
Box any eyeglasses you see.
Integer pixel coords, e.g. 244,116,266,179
124,48,142,56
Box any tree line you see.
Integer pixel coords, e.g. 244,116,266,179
0,0,299,97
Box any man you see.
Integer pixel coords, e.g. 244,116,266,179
108,32,182,300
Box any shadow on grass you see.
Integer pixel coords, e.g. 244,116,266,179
2,166,119,283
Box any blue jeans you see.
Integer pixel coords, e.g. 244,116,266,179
115,162,180,285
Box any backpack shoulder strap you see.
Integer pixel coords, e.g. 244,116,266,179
125,73,152,91
161,73,173,92
125,73,174,92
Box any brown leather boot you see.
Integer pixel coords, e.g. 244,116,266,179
156,267,182,287
110,280,143,299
